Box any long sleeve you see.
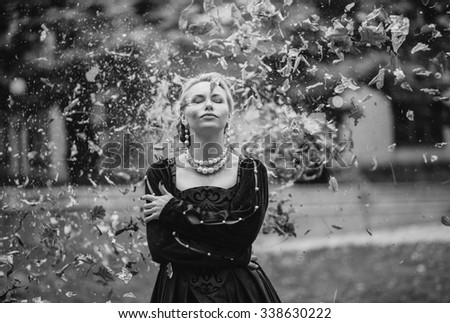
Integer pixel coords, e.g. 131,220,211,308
157,158,268,250
144,158,267,267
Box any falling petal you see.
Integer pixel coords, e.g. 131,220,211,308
85,65,100,82
328,176,338,193
406,110,414,121
441,215,450,226
116,267,133,284
411,42,431,54
434,142,447,148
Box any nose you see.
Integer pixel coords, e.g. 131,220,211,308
204,98,213,110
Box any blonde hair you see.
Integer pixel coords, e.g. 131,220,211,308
176,73,234,145
178,72,234,114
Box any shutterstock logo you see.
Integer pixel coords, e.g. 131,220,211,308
99,133,351,170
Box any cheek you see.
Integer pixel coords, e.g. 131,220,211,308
184,108,199,121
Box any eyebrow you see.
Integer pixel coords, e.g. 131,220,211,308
190,92,225,99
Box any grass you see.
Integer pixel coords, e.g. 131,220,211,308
261,243,450,303
1,185,449,303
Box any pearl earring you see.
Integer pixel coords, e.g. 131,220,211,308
225,125,232,145
184,126,190,147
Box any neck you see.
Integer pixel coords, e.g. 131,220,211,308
188,131,227,161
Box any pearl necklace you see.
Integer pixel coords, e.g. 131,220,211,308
186,146,232,175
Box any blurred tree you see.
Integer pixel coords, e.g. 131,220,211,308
0,0,448,185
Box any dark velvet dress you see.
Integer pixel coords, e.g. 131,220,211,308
144,155,280,303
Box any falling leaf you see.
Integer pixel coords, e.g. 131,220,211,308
85,65,100,82
0,254,14,266
116,267,133,284
361,94,373,102
420,23,442,39
93,265,115,282
20,199,40,206
441,215,450,226
413,68,432,76
364,8,390,22
104,175,116,186
400,82,413,92
368,68,385,90
203,0,217,14
420,88,440,95
88,177,97,188
366,228,373,236
123,292,136,298
55,263,71,281
217,57,228,70
348,97,365,126
305,82,323,91
328,176,338,193
422,153,428,163
65,292,77,298
388,143,396,152
281,78,290,93
393,68,405,84
432,96,449,102
74,254,95,266
434,142,447,148
334,74,360,93
63,98,80,115
411,42,431,54
389,15,410,53
358,22,387,48
118,187,130,195
406,110,414,121
90,205,106,221
304,229,311,235
331,225,343,230
345,2,355,12
370,156,378,171
179,0,194,32
40,24,49,41
430,155,438,163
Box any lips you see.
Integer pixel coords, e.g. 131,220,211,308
200,113,218,118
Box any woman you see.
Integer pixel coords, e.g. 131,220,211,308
141,72,280,302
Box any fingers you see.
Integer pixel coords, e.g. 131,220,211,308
143,202,155,210
140,194,155,201
248,261,259,270
250,254,258,262
144,213,158,223
143,208,154,217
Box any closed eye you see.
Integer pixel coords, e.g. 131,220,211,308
191,95,206,104
211,94,224,103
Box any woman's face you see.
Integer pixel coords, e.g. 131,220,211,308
182,81,230,137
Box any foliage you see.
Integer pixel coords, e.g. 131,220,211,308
1,0,450,302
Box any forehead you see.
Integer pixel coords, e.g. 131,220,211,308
184,81,227,98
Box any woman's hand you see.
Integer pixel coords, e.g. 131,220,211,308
248,253,259,270
141,182,174,223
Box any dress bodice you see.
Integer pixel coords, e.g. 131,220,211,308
174,186,236,212
169,156,242,213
